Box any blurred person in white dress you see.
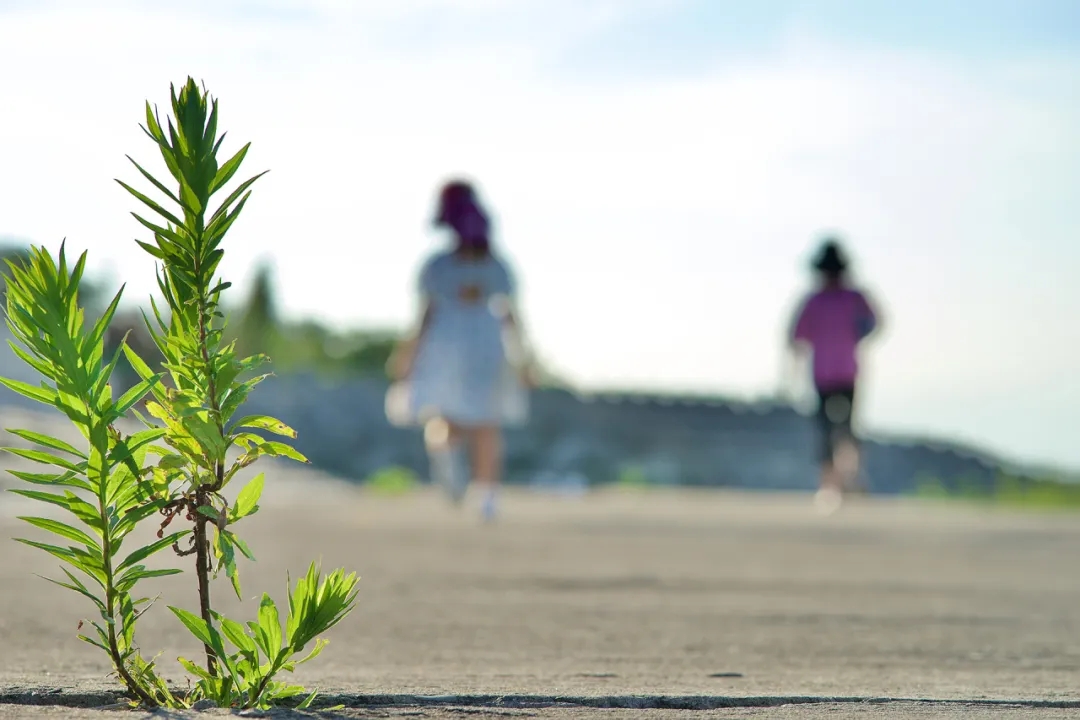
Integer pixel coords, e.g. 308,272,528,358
386,180,537,522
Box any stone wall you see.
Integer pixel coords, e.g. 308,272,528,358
0,328,1004,494
232,373,1002,494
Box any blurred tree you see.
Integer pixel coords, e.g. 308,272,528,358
330,330,398,375
234,261,279,360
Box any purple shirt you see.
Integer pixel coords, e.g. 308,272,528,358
791,287,877,390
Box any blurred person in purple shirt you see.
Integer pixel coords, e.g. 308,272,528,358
789,238,882,510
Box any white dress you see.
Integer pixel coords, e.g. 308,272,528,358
386,250,529,428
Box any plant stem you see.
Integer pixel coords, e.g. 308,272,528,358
106,596,158,708
188,248,228,676
193,487,218,676
197,304,227,491
250,655,285,705
94,427,157,708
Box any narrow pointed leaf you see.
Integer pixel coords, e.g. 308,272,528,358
116,180,188,231
117,530,189,572
230,415,296,439
0,376,56,405
124,154,182,205
18,516,100,550
257,442,308,464
6,429,86,458
113,374,162,416
231,473,264,521
168,606,213,647
3,447,83,472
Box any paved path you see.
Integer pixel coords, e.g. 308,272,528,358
1,470,1078,718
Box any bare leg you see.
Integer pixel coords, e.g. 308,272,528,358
819,461,842,492
833,437,862,493
470,425,502,485
468,424,503,521
425,418,468,504
814,431,845,514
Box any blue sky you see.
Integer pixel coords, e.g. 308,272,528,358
555,0,1080,80
0,0,1077,470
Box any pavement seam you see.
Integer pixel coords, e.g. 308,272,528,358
2,691,1079,711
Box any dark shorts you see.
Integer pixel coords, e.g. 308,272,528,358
815,385,857,464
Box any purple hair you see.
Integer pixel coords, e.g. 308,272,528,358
435,181,491,254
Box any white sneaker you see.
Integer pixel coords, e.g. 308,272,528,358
480,487,498,523
814,487,843,515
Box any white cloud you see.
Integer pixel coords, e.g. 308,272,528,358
1,0,1077,467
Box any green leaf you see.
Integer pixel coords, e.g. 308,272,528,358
217,614,258,657
230,415,296,439
135,239,166,260
208,142,251,195
124,154,182,206
15,538,103,578
169,606,214,648
257,593,283,659
85,286,125,359
116,565,183,594
129,212,191,251
205,192,252,246
18,516,101,551
177,656,216,684
118,565,183,583
218,373,270,424
114,499,168,538
7,340,58,380
113,374,163,417
184,413,226,460
120,592,137,650
286,564,359,652
224,530,255,561
77,632,110,653
297,689,319,710
115,179,188,231
0,376,56,405
121,340,160,383
3,447,83,472
231,473,264,521
178,175,204,217
293,637,329,666
207,171,266,226
7,468,92,491
212,529,241,599
110,428,167,473
41,567,106,612
9,489,103,529
5,430,87,459
117,530,189,572
257,442,308,464
170,604,235,685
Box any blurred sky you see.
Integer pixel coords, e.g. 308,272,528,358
1,0,1078,469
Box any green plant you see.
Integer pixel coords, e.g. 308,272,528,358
615,464,650,490
365,465,419,496
913,472,1080,512
2,78,359,710
1,244,179,707
170,563,357,709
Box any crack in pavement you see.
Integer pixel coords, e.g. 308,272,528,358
2,690,1080,711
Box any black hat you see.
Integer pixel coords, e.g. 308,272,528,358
812,238,848,273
